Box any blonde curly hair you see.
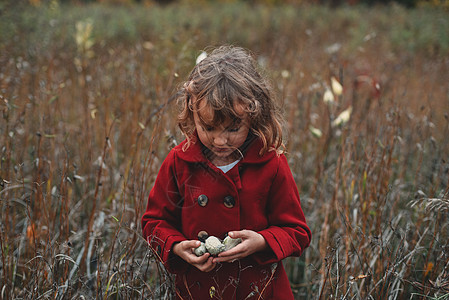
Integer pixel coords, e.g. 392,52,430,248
177,45,285,155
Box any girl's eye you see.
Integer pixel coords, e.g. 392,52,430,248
228,127,240,133
203,126,214,132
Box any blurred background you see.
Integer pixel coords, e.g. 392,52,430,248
0,0,448,298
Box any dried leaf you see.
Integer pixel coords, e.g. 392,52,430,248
424,262,434,277
196,51,207,65
332,106,352,127
309,126,323,138
209,286,216,298
331,76,343,96
323,88,335,103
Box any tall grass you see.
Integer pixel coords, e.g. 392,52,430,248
0,1,448,299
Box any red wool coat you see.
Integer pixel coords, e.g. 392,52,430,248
141,135,311,299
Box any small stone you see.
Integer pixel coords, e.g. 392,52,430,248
205,236,225,255
223,236,242,251
193,242,207,256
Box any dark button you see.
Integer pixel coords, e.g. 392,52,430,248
197,194,208,207
198,231,209,242
223,195,235,208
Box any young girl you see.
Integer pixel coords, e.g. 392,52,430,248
141,45,311,299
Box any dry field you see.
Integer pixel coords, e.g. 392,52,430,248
0,1,448,299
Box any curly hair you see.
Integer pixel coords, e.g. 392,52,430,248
177,45,285,155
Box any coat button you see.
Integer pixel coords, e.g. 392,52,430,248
197,194,208,207
223,195,235,208
197,231,209,242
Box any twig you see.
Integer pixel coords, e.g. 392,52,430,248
258,263,278,300
0,224,8,298
79,121,115,277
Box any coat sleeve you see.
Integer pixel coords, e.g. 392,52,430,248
255,154,311,264
141,150,188,273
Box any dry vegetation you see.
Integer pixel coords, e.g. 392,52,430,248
0,1,448,299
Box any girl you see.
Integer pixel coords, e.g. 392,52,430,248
141,45,311,299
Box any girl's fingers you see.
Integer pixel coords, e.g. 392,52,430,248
213,254,239,263
184,251,208,264
217,244,243,257
174,240,217,272
214,245,246,263
195,256,216,272
228,229,248,239
193,252,211,263
228,229,258,242
183,240,202,250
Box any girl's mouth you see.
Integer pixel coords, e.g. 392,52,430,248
213,147,231,153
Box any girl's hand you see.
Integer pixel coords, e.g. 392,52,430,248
212,230,268,263
173,240,216,272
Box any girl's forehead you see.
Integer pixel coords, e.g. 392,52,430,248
194,98,247,123
195,100,215,122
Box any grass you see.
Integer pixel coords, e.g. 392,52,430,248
0,1,448,299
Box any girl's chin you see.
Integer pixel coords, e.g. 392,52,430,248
212,150,232,157
210,147,235,157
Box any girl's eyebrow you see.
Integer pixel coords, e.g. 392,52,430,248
221,118,243,131
228,118,242,127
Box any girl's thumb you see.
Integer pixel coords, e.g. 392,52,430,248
187,240,201,248
228,230,245,238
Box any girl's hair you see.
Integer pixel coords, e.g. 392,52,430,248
177,45,285,155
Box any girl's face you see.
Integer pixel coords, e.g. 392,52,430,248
193,99,250,166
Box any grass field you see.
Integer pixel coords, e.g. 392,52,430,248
1,1,448,298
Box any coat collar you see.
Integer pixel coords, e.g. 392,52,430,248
174,132,277,165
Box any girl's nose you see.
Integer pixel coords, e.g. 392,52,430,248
213,132,227,146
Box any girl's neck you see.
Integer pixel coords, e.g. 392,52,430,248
210,155,240,167
202,147,241,166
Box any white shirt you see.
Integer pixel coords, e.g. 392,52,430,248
217,160,240,173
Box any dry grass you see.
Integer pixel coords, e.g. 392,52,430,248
0,1,448,299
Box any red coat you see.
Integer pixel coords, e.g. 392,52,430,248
141,135,311,299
